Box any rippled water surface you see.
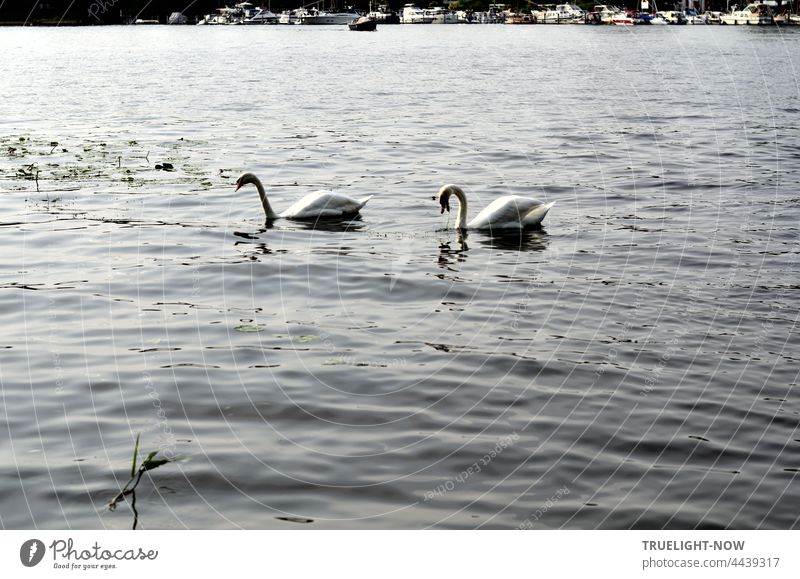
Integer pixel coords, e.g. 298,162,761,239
1,25,799,529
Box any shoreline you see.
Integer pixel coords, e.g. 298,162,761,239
3,21,800,26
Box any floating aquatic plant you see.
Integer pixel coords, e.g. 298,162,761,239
108,433,171,514
234,324,267,333
272,333,320,342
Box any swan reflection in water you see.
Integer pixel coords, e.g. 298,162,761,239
477,229,550,252
438,230,469,271
438,227,550,252
232,219,366,261
234,217,366,234
290,216,366,233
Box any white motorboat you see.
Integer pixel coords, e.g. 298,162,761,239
532,5,583,23
197,9,233,25
278,9,301,24
720,3,774,24
457,9,502,22
612,11,634,24
197,3,260,25
592,5,619,24
534,8,564,23
659,10,688,23
368,5,400,23
428,7,458,23
245,8,278,24
474,9,505,23
555,4,585,22
401,4,433,23
299,8,363,24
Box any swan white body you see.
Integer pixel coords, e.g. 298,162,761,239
437,184,555,230
236,172,372,220
279,190,370,219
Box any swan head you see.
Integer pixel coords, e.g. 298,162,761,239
234,172,258,192
436,184,460,215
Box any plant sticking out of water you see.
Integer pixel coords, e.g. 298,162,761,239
16,163,37,179
108,433,172,529
16,163,41,192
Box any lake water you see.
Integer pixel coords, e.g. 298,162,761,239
0,24,798,529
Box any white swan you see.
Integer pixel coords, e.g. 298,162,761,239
436,184,555,230
235,172,372,220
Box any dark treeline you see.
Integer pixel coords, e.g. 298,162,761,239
3,1,361,24
2,1,302,24
0,0,773,24
4,1,223,24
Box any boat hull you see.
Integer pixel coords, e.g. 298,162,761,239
300,12,362,25
349,17,377,30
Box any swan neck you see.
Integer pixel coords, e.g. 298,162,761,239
452,187,468,229
253,176,279,220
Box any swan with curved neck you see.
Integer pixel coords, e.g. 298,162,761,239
436,184,555,230
235,172,372,221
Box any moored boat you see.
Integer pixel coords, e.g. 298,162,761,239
466,9,505,22
684,9,706,23
197,3,260,25
633,0,667,24
555,4,586,23
774,11,800,24
534,8,564,23
368,4,400,23
278,9,308,24
299,6,363,25
504,11,536,24
401,4,433,23
168,12,189,24
245,8,278,24
612,11,635,24
593,5,618,23
660,10,688,23
720,3,774,24
428,6,459,23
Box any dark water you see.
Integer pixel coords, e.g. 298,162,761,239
0,25,798,529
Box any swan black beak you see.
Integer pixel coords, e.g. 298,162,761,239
440,199,450,215
234,181,242,192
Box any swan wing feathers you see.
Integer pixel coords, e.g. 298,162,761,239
467,195,549,230
280,190,370,219
523,200,556,227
